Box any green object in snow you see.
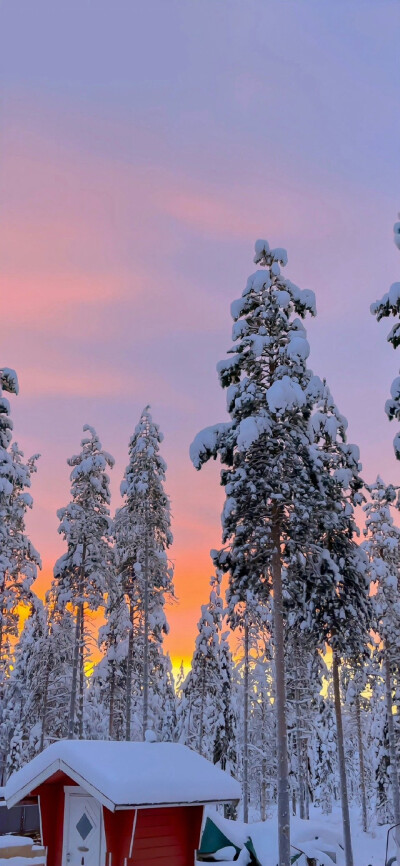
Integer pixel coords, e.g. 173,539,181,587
198,817,303,866
244,837,263,864
198,817,241,859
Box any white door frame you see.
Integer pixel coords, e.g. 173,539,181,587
62,787,105,866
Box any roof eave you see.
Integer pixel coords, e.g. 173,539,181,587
5,759,117,813
114,796,241,810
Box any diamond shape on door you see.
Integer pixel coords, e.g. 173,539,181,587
76,813,93,840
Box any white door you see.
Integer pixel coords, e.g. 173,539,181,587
64,794,102,866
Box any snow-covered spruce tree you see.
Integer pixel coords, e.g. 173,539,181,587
284,376,372,866
0,369,41,781
3,598,48,774
178,571,236,779
179,572,225,757
234,615,275,821
190,240,325,864
285,620,323,820
367,658,393,825
213,625,237,777
232,599,271,821
310,694,338,815
371,219,400,457
0,370,20,650
362,477,400,833
342,659,370,832
52,426,114,739
0,438,41,690
249,657,276,822
2,596,74,772
152,651,177,742
41,604,76,746
87,568,131,740
117,407,174,740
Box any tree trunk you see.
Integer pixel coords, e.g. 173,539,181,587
295,682,306,820
142,522,149,740
68,605,81,739
261,756,268,821
260,693,268,822
198,664,206,756
355,692,368,832
384,648,400,835
125,598,134,741
242,616,250,823
109,652,116,739
303,739,310,820
40,658,50,752
332,652,353,866
271,513,291,866
68,542,86,739
78,603,84,739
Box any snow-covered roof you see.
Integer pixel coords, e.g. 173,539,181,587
5,741,241,812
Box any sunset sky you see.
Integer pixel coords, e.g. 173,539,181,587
1,2,400,671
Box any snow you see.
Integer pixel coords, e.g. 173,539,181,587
236,415,271,450
371,282,400,315
266,376,306,415
5,740,241,810
270,247,288,266
394,220,400,250
388,282,400,307
286,333,310,363
390,375,400,400
190,424,230,469
0,838,33,849
211,847,237,860
254,239,270,256
0,838,44,866
198,805,391,866
144,729,157,742
0,859,45,866
0,368,19,395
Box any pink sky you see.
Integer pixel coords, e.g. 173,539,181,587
1,1,400,668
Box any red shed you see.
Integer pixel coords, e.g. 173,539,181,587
4,740,240,866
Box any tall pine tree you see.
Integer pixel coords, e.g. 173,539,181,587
0,369,41,781
52,426,114,738
178,571,236,774
363,477,400,836
117,407,174,739
371,219,400,457
190,239,327,864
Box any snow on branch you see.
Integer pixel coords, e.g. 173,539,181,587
190,423,231,469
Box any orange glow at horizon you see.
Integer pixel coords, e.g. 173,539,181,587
31,546,218,676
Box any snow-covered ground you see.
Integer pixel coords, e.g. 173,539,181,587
199,804,392,866
0,836,45,866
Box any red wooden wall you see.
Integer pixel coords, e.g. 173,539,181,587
30,774,204,866
128,805,203,866
32,772,78,866
103,807,135,864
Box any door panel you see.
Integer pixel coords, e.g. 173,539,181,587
64,795,102,866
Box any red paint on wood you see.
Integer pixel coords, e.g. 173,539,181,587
25,771,204,866
130,805,204,866
103,807,135,865
32,773,78,866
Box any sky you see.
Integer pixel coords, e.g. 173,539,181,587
1,1,400,671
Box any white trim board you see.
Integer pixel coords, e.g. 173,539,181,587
6,760,115,812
